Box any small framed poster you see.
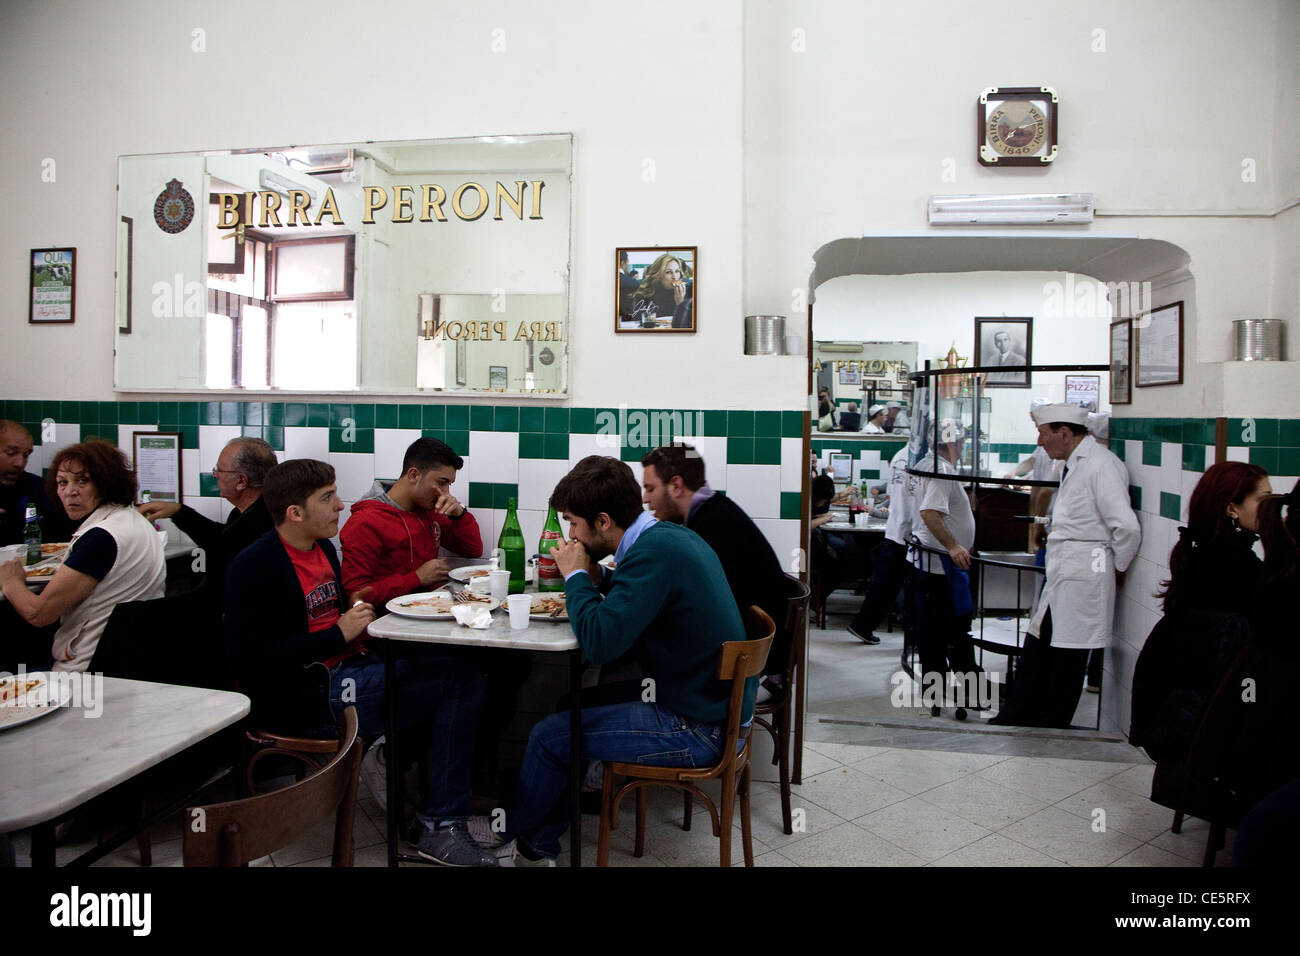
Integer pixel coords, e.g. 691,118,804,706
1065,375,1101,411
615,246,697,332
1136,301,1184,388
132,431,183,504
839,367,861,386
488,366,508,390
30,248,76,324
1109,319,1131,405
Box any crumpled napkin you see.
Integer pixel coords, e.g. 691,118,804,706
451,604,492,628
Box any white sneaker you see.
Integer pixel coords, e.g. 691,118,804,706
467,814,506,848
360,738,388,813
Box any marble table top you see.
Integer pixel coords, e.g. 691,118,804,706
820,518,888,532
0,676,249,832
368,603,579,652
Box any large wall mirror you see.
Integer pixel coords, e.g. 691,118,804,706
114,133,572,396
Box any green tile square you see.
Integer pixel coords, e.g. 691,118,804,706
754,411,782,438
782,410,805,438
352,404,375,428
242,402,263,425
594,409,619,437
218,402,239,426
329,427,374,454
241,425,264,440
544,433,569,460
375,404,399,429
1278,420,1300,448
1181,444,1206,472
1156,419,1182,443
780,491,804,520
199,473,220,497
179,425,199,450
328,428,347,453
1226,419,1248,446
41,400,60,421
519,433,545,459
542,407,568,434
445,405,470,430
1112,442,1125,462
703,410,728,437
726,436,754,465
2,400,19,419
421,428,446,446
422,405,445,429
470,406,494,431
1159,492,1181,521
1130,485,1142,511
520,407,544,433
1142,441,1162,467
58,400,77,422
1181,419,1207,445
304,403,328,428
177,402,198,427
137,401,158,425
265,426,284,451
329,404,353,428
492,483,519,509
1252,419,1279,446
494,407,519,432
352,429,374,454
98,402,118,426
1273,448,1300,477
117,401,138,424
468,482,493,509
619,443,642,463
398,405,422,429
284,403,307,427
446,429,469,454
1249,446,1278,474
264,403,283,427
753,437,782,465
199,401,220,425
569,408,594,434
727,410,755,436
76,401,96,424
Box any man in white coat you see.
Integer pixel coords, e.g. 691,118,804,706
991,403,1140,727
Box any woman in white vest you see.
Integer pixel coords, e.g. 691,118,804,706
0,440,165,671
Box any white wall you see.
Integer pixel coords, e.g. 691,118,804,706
814,272,1111,444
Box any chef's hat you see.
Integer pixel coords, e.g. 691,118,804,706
1031,403,1089,427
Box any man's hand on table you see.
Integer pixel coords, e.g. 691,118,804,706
416,557,451,586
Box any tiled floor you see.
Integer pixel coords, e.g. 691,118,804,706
8,609,1222,868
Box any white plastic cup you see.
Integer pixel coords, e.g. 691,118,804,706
0,544,24,564
488,569,510,604
507,593,533,629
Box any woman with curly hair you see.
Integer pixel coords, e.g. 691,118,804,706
630,253,693,329
0,440,165,671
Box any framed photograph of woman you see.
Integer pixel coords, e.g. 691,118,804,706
973,316,1032,387
1109,318,1132,404
615,246,696,333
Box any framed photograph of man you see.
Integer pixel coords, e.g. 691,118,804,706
1109,318,1132,404
974,316,1032,387
615,246,696,333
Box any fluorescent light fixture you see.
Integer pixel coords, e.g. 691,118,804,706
259,169,317,203
928,193,1094,225
817,341,865,353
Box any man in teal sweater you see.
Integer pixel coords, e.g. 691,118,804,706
503,455,752,863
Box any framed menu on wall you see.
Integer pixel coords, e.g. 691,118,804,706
1109,318,1131,405
1136,301,1184,388
133,431,183,504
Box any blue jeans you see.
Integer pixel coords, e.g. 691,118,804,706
326,646,484,824
507,701,725,859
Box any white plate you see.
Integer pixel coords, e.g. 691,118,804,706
447,564,496,584
386,590,501,619
529,593,569,621
0,672,68,730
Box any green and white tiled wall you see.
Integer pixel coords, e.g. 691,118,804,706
3,399,810,565
1107,416,1300,735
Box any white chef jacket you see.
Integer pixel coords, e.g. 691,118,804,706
1028,435,1140,650
861,422,885,434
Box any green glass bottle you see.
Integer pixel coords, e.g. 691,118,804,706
537,505,564,592
498,497,526,594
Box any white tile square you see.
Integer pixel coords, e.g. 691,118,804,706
567,433,607,466
724,464,781,520
754,518,800,572
518,458,571,513
516,508,544,552
183,495,220,521
39,423,80,468
1180,469,1200,504
120,423,156,453
282,427,329,462
1225,446,1249,463
197,425,240,472
468,431,519,484
688,437,729,491
372,428,422,479
328,452,375,502
1159,442,1181,493
181,448,201,502
780,437,805,492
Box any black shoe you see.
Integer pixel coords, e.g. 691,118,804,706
954,707,968,721
929,705,941,717
847,624,880,645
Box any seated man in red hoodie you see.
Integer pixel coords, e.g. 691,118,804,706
341,437,482,607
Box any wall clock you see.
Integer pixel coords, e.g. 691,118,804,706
978,87,1058,166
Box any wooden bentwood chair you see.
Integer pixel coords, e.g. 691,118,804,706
183,707,363,867
596,607,775,867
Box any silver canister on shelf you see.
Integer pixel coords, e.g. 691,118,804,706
1232,319,1284,361
744,315,786,355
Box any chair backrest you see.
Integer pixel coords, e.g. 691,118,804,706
183,707,362,867
776,573,811,684
91,590,233,691
716,607,775,762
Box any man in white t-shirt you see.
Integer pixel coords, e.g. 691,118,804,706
847,445,916,644
911,419,980,718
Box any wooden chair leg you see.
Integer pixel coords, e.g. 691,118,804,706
597,765,615,867
681,789,693,831
1203,820,1223,868
1171,809,1184,834
634,787,647,858
718,770,735,867
777,703,792,835
740,763,754,867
